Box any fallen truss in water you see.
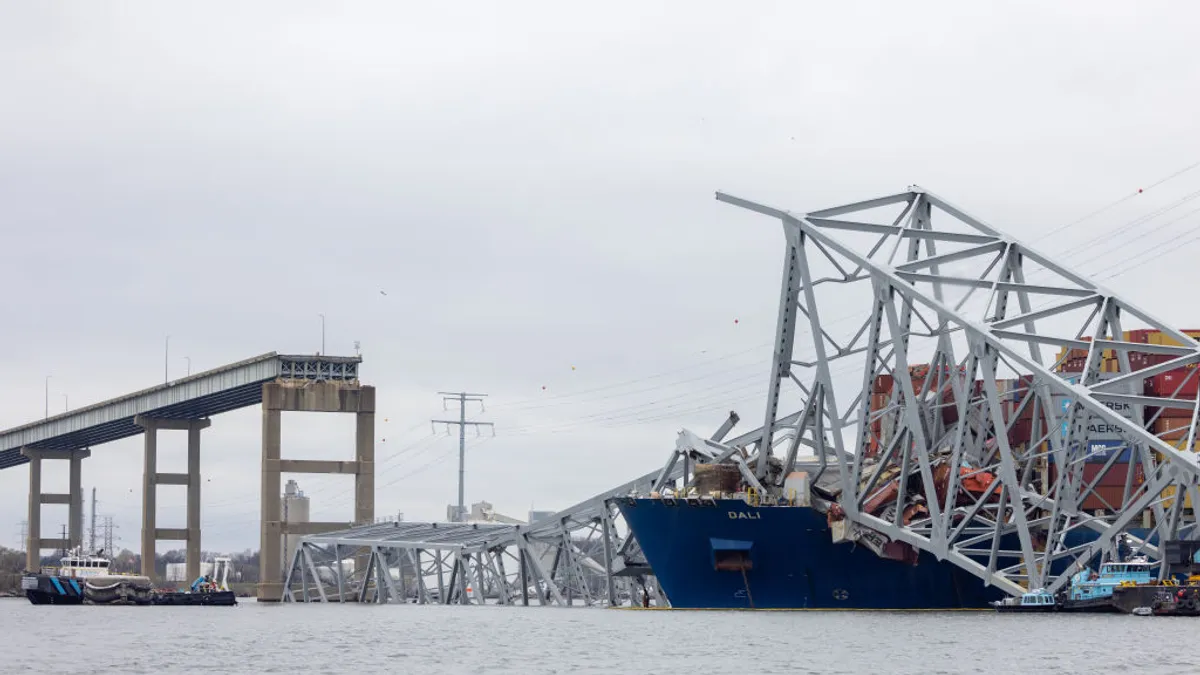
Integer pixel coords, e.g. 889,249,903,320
713,186,1200,596
282,470,679,605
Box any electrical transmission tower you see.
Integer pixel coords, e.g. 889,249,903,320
432,392,495,522
17,520,28,552
101,516,116,555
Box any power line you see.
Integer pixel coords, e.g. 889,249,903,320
432,392,495,522
1032,157,1200,243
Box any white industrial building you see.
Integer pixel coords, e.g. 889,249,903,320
282,479,310,572
165,561,219,583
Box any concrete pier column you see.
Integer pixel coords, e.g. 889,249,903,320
140,419,158,578
355,405,375,526
259,405,283,601
135,415,210,583
257,379,377,602
21,446,90,571
69,451,84,550
24,450,41,571
186,421,203,583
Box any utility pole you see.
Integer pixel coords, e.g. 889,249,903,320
164,336,170,383
44,375,51,419
89,488,97,553
432,392,494,522
319,314,326,354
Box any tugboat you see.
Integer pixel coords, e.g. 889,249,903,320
1057,557,1156,613
22,550,235,606
1110,539,1200,616
21,548,153,605
993,539,1200,616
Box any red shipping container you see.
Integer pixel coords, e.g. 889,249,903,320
1146,404,1198,420
1059,357,1087,373
1149,369,1200,398
940,388,959,426
1008,417,1049,445
870,393,890,412
1082,485,1128,512
1153,416,1196,440
1127,329,1153,344
872,374,894,394
1130,352,1173,372
1049,462,1143,489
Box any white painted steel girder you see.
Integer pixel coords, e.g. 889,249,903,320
716,186,1200,595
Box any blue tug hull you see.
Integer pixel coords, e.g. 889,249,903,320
617,498,1121,610
23,574,86,605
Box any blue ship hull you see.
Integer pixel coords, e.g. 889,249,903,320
617,498,1127,610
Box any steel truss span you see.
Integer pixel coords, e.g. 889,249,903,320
281,478,674,606
713,186,1200,596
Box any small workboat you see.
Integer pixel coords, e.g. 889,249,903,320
992,589,1058,613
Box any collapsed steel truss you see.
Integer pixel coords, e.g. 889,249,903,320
282,469,676,605
286,186,1200,605
714,186,1200,595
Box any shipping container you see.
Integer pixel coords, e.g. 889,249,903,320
870,393,890,412
1126,329,1154,344
1049,461,1143,488
1152,439,1200,454
1145,405,1197,421
1151,416,1197,441
1008,417,1049,445
1060,356,1087,373
1162,485,1196,510
1082,485,1131,513
872,373,894,394
1147,369,1200,398
1148,329,1200,347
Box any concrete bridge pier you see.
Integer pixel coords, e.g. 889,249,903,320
258,380,375,602
21,446,90,571
134,415,210,582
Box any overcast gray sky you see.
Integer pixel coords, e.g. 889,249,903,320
2,1,1199,554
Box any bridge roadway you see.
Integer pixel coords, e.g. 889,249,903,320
0,351,376,600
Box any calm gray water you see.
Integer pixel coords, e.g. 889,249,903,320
2,599,1198,674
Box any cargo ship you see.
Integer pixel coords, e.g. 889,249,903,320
617,329,1197,610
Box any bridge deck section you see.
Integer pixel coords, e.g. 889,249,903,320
0,352,360,470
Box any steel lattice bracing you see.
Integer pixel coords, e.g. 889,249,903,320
281,492,671,606
716,186,1200,596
